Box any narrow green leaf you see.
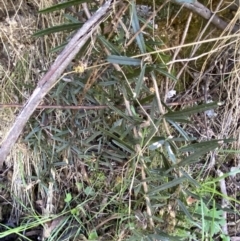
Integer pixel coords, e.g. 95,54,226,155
164,102,219,119
138,94,155,105
154,67,178,82
173,143,219,168
50,41,68,52
33,23,83,37
39,0,91,13
167,119,191,140
64,14,81,23
148,176,186,195
130,3,146,53
179,140,222,153
107,55,141,66
180,170,200,187
177,199,193,221
134,64,146,98
98,127,135,153
148,138,165,150
98,36,121,55
112,140,135,154
106,102,135,123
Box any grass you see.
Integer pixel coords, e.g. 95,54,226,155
0,0,240,240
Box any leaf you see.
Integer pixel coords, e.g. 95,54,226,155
180,170,200,187
88,230,98,240
112,140,135,153
33,23,83,37
130,3,146,53
98,36,121,55
98,127,135,153
134,64,146,98
177,143,218,167
179,140,222,153
153,66,178,82
164,102,220,120
64,193,72,203
148,176,186,195
165,141,176,163
171,142,219,168
84,186,95,196
39,0,91,13
167,119,191,140
148,138,165,150
177,199,194,221
107,55,141,66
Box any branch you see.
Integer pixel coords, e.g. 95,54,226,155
173,0,240,33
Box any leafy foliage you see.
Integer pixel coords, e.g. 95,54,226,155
1,0,238,241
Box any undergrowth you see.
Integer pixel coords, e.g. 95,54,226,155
1,1,240,241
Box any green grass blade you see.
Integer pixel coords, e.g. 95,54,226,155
173,143,219,168
148,176,186,195
134,64,146,98
107,55,141,66
177,199,194,221
167,119,191,140
33,23,83,37
179,140,222,153
164,102,219,119
98,36,121,55
39,0,91,13
130,2,146,53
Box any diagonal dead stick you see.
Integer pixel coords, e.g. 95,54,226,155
0,0,118,167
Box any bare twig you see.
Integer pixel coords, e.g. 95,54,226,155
0,0,118,167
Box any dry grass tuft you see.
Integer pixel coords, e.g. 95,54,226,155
0,0,66,225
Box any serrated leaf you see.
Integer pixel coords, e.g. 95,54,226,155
39,0,91,13
107,55,141,66
33,23,83,37
130,3,146,53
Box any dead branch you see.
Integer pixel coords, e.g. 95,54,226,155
173,0,240,33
